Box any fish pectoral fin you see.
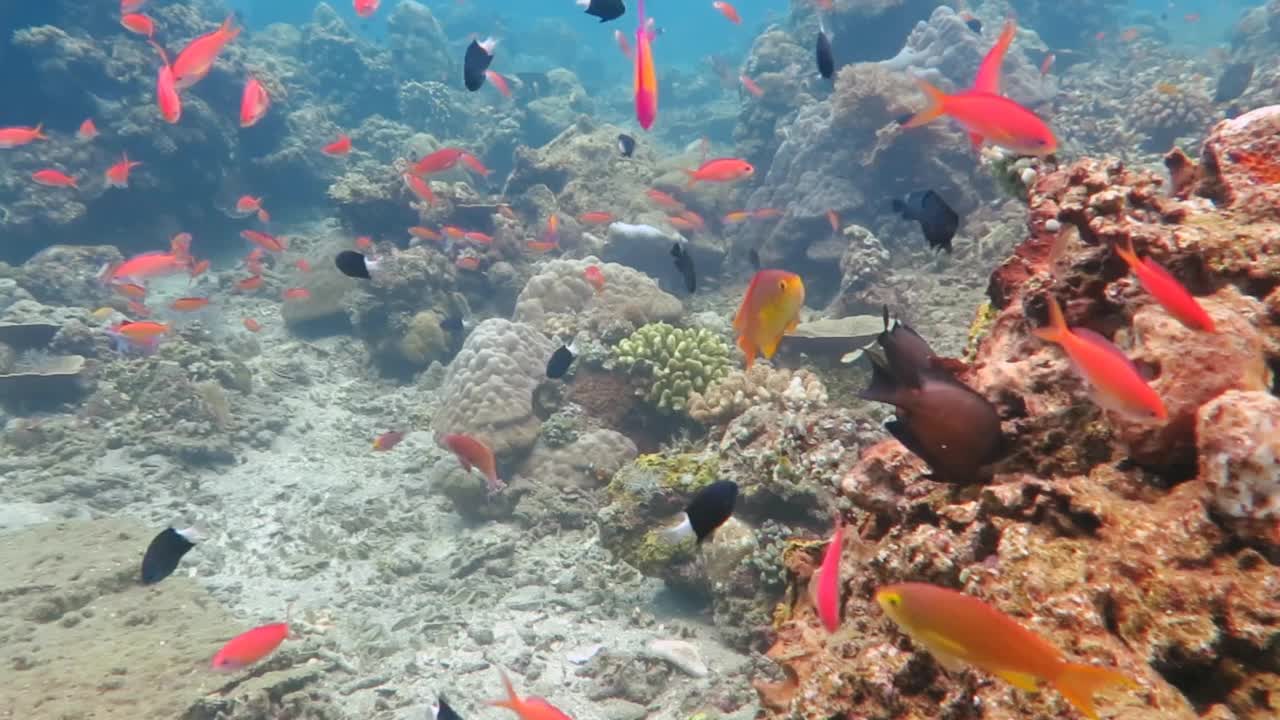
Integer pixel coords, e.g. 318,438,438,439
993,669,1042,692
917,629,971,672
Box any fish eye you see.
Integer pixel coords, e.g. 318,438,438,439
885,594,901,607
778,281,787,290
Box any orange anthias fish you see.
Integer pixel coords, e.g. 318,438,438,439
634,0,658,129
172,16,241,90
112,282,147,300
456,256,482,271
526,240,559,253
826,209,840,233
355,236,373,250
967,19,1017,149
0,124,47,149
460,152,491,177
442,433,503,493
713,1,741,24
751,208,782,220
442,226,466,240
109,251,189,282
1033,296,1167,422
577,211,615,226
464,231,494,245
646,189,684,210
584,266,606,293
412,147,466,175
240,76,270,128
353,0,380,18
282,287,311,300
120,13,155,37
815,515,843,633
323,134,352,156
235,195,263,215
77,119,98,141
295,258,312,273
409,226,443,243
105,153,142,189
740,74,764,97
541,215,560,246
242,230,285,253
876,583,1135,720
243,317,261,332
486,70,512,98
722,210,752,224
170,297,210,312
489,670,574,720
1113,237,1215,333
211,620,288,671
372,430,405,451
113,320,170,341
733,269,805,371
614,29,632,59
236,275,264,292
32,169,77,188
901,79,1057,157
152,42,182,124
685,158,755,186
403,173,436,206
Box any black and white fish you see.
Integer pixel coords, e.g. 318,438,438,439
335,250,379,279
577,0,625,23
463,38,497,92
545,341,578,379
617,133,637,157
140,526,199,584
433,694,463,720
659,480,738,544
816,21,834,80
892,189,959,253
670,242,696,293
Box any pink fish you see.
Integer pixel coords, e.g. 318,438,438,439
240,76,270,128
815,515,844,632
172,16,241,90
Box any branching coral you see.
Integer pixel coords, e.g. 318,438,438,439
609,323,732,414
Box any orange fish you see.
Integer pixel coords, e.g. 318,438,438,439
633,0,658,129
121,13,154,37
685,158,755,186
235,275,264,292
751,207,782,220
240,76,270,128
733,269,805,371
235,195,263,215
32,169,77,188
584,266,606,293
876,583,1134,720
541,215,559,245
108,251,189,282
722,210,752,224
455,256,482,271
646,189,684,210
295,258,312,273
113,320,170,341
814,515,843,633
676,210,705,230
460,152,491,177
170,297,210,312
577,211,615,225
354,0,380,18
489,670,574,720
739,74,764,97
526,240,559,253
0,124,46,149
282,287,311,300
151,42,182,124
257,208,270,223
614,29,632,59
713,1,741,24
1113,237,1215,333
826,209,840,233
1120,28,1139,42
355,235,373,250
242,230,285,253
464,231,494,245
323,134,352,156
105,153,142,189
211,621,288,671
372,431,405,451
1032,296,1167,422
442,226,467,240
668,216,697,232
409,226,443,242
188,259,210,279
1040,53,1055,77
126,300,151,319
172,16,240,90
412,147,466,175
77,118,98,141
403,173,436,206
902,79,1057,157
112,282,147,299
243,317,261,332
486,70,512,98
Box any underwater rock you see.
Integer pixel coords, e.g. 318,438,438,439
512,257,682,342
603,224,725,291
387,1,453,88
1132,83,1214,152
1197,105,1280,221
511,429,638,531
642,639,708,678
1197,390,1280,546
281,261,357,335
0,354,86,413
824,224,892,316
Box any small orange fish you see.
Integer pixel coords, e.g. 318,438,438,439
739,74,764,97
722,210,751,224
243,317,261,332
668,216,697,232
541,215,559,245
826,209,840,233
112,282,147,299
646,189,684,209
409,226,442,242
372,430,405,451
127,300,151,318
77,118,98,141
105,153,142,189
485,70,511,98
489,669,573,720
32,169,77,188
113,320,170,341
322,134,352,156
235,195,262,215
1120,28,1139,42
460,152,491,177
240,76,270,128
455,256,482,271
713,1,741,24
355,236,373,250
151,42,182,124
282,287,311,300
526,240,559,253
614,29,632,59
108,251,188,282
0,124,46,149
734,269,805,370
577,211,615,225
241,230,285,253
257,208,270,223
170,297,210,312
464,231,494,245
442,433,503,492
1040,53,1055,77
403,173,437,206
235,275,264,292
354,0,380,18
295,258,312,273
121,13,155,37
677,210,705,230
442,226,466,239
685,157,755,186
1113,237,1215,332
584,266,606,293
211,620,288,671
172,15,240,90
412,147,466,175
751,207,782,220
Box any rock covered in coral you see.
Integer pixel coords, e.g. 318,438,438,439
1196,105,1280,222
609,323,732,415
603,223,725,290
825,224,891,316
687,365,828,426
1132,83,1214,151
1197,390,1280,542
431,319,555,456
512,257,682,342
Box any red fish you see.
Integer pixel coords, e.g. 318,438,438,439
815,515,843,632
442,433,503,492
584,266,605,293
577,211,614,225
412,147,466,175
1113,237,1215,332
460,152,491,176
126,300,151,319
235,275,264,292
676,210,705,230
0,124,46,149
354,0,380,17
112,320,170,341
323,134,352,156
240,76,270,128
668,216,696,232
295,258,312,273
243,317,261,332
1033,296,1167,422
403,173,436,206
282,287,311,300
112,282,147,299
172,16,240,90
489,670,574,720
464,231,494,245
108,251,189,282
211,621,288,671
151,42,182,124
170,297,210,312
540,215,559,246
634,0,658,129
526,240,559,253
722,210,751,225
373,431,405,451
751,207,782,220
1120,28,1139,43
121,13,154,37
902,79,1057,157
685,158,754,186
967,19,1017,149
486,70,511,98
409,226,443,243
713,2,741,25
105,153,142,189
242,230,285,253
235,195,263,215
734,270,805,371
456,256,482,271
77,119,98,141
355,236,373,250
32,169,77,188
646,189,683,210
740,74,764,97
826,209,840,233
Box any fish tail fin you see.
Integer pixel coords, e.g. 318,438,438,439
1053,663,1136,720
1032,295,1068,344
488,669,521,713
1113,235,1140,270
900,78,949,129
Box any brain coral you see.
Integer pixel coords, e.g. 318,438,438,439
431,319,555,456
512,256,683,341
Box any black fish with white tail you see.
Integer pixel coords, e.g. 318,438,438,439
670,242,697,293
661,480,738,544
892,190,959,253
335,250,377,280
141,527,199,584
579,0,625,22
545,342,578,379
617,133,636,157
464,38,496,92
433,694,463,720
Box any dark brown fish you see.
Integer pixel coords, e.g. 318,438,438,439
877,306,935,378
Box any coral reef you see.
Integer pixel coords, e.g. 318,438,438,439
512,257,683,342
824,224,892,316
608,323,733,415
1132,83,1214,152
687,365,828,426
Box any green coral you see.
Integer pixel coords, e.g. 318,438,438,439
610,323,732,414
538,410,580,448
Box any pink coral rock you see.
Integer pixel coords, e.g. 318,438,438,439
1197,390,1280,544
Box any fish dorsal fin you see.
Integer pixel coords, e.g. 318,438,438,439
993,669,1042,692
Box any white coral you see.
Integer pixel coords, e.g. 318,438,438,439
1197,390,1280,522
687,365,828,425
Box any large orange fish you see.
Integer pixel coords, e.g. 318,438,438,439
733,269,805,370
489,670,574,720
713,1,741,24
354,0,380,18
485,70,512,99
442,433,503,493
412,147,466,175
211,620,288,671
1113,237,1215,333
1032,296,1167,422
902,79,1057,157
107,251,189,282
685,158,755,186
0,124,46,149
967,19,1017,149
634,0,658,129
172,16,240,90
240,76,270,128
241,230,285,253
77,119,98,141
105,153,142,189
876,583,1134,720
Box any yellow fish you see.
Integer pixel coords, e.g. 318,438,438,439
91,307,116,321
732,269,804,370
876,583,1135,719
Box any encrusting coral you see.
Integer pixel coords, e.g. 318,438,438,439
608,323,732,415
687,365,828,426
